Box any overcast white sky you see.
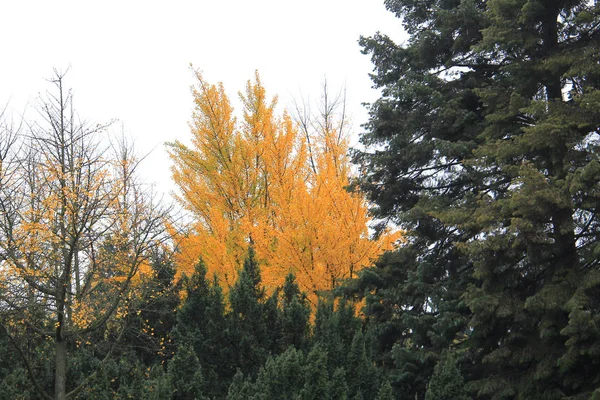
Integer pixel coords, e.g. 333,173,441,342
1,0,405,198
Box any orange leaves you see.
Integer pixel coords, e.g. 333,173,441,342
169,71,400,300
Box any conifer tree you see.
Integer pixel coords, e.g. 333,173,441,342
357,0,600,398
227,247,269,378
300,345,330,400
376,379,394,400
346,330,379,399
168,343,205,400
425,351,467,400
329,367,349,400
175,260,232,396
279,273,311,350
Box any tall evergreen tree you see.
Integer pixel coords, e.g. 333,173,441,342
279,273,311,351
356,0,600,398
227,247,269,378
175,259,232,397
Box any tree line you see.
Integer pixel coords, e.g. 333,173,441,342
1,0,600,398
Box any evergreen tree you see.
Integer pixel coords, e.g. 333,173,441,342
226,369,255,400
227,247,269,378
122,248,180,365
346,330,379,399
313,298,361,374
300,344,330,400
329,367,349,400
175,259,232,397
376,379,394,400
425,351,467,400
357,0,600,398
279,273,311,350
168,343,205,400
251,346,305,400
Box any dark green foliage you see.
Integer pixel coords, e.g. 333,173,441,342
174,259,233,397
227,247,269,377
356,0,600,398
329,367,349,400
347,330,379,399
376,379,394,400
251,346,305,399
425,351,467,400
279,273,311,350
299,345,330,400
313,297,361,373
168,343,205,400
226,369,254,400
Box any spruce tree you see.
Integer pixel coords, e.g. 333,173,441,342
329,367,349,400
376,379,394,400
357,0,600,398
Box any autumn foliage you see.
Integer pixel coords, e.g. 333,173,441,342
168,71,399,298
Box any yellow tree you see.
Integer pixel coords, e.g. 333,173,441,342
0,71,167,400
169,71,399,300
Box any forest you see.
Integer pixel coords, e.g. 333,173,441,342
1,0,600,399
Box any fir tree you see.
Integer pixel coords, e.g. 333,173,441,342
357,0,600,398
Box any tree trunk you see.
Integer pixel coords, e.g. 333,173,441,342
55,338,67,400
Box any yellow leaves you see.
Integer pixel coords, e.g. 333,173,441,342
170,71,401,302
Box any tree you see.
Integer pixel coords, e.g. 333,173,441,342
227,247,269,378
0,71,168,399
278,273,311,350
425,351,467,400
168,343,205,400
168,70,399,300
356,0,600,398
174,259,232,397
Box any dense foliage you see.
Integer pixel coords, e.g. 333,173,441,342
352,0,600,398
2,1,599,399
167,71,399,299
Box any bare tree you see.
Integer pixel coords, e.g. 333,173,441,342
0,70,169,400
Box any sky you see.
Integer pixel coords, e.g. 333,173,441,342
0,0,405,198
